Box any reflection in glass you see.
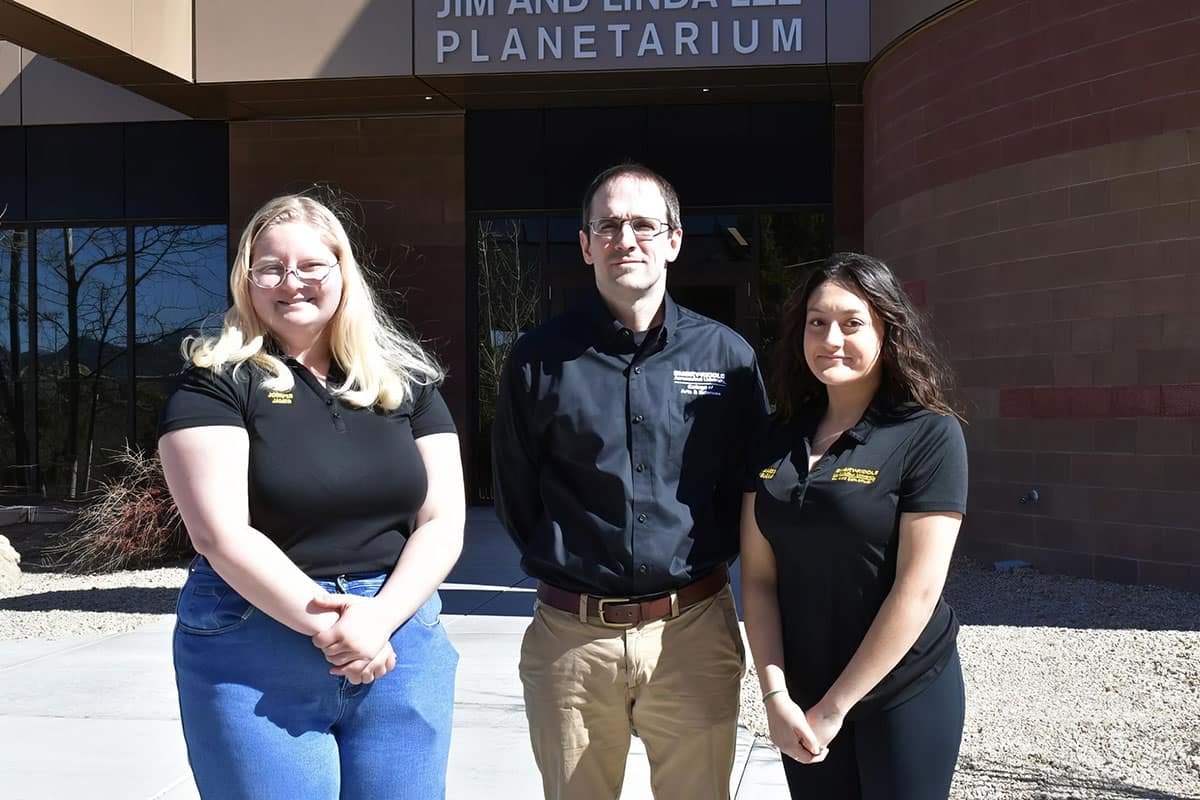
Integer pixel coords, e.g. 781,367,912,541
35,227,129,497
755,210,832,382
670,212,756,329
546,214,594,313
18,224,228,498
0,230,32,492
474,218,543,500
547,216,579,244
679,213,755,266
132,225,228,452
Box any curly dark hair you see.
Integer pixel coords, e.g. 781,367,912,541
772,252,958,420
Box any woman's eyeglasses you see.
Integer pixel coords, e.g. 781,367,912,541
248,262,337,289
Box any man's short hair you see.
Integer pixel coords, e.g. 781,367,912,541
580,163,682,233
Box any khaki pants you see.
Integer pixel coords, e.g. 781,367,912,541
519,584,746,800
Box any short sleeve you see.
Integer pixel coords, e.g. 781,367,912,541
898,413,968,514
158,366,247,437
410,383,457,439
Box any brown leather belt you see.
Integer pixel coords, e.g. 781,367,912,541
536,566,729,628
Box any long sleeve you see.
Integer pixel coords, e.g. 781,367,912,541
491,347,541,553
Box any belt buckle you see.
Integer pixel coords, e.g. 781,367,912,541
596,596,633,627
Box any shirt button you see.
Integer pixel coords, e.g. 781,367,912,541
639,564,649,574
633,414,644,424
635,463,645,473
637,513,647,523
633,366,642,374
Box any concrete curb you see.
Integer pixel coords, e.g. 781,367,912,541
0,507,76,526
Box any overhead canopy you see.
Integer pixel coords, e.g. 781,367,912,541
0,0,873,118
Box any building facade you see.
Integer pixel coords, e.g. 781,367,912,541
0,0,1195,590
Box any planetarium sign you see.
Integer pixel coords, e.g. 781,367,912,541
415,0,864,73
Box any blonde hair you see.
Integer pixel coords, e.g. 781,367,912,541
185,194,443,410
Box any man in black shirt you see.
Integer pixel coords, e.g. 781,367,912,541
493,164,768,799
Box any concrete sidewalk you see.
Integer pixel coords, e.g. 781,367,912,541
0,508,789,799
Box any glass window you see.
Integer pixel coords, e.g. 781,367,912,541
124,123,229,220
755,210,833,382
668,212,756,331
473,217,544,501
679,213,755,266
131,224,229,453
0,229,32,493
26,126,125,221
35,227,129,497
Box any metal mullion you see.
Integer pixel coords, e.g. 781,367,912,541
26,229,39,494
126,226,136,445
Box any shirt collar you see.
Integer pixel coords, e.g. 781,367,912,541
281,353,346,386
584,287,678,354
798,393,916,444
844,406,879,444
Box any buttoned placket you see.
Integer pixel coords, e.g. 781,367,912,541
289,359,347,433
626,328,661,593
797,414,875,502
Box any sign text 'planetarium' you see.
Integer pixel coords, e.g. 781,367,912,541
418,0,822,73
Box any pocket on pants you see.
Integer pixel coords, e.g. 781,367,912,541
715,587,748,670
412,591,444,628
175,568,256,636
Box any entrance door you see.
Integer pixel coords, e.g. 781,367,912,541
546,211,756,341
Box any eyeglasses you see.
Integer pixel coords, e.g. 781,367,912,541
248,262,337,289
586,217,672,241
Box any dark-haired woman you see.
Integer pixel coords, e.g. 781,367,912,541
741,253,968,799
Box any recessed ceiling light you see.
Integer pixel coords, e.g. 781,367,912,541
424,95,433,101
701,88,710,93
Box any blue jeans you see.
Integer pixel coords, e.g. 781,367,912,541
173,556,458,800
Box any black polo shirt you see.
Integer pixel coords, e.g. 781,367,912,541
752,403,967,719
493,289,769,597
158,359,456,578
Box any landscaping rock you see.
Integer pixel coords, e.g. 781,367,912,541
0,534,20,593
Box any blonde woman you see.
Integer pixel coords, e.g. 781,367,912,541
158,195,464,800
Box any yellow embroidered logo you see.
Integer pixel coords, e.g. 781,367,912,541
759,468,777,480
268,391,293,405
831,467,879,485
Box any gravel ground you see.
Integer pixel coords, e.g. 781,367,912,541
3,523,1198,799
738,563,1200,799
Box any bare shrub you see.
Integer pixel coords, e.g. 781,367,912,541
48,446,191,573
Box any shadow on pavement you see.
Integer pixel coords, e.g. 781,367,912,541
0,586,178,614
945,558,1200,632
956,755,1196,799
440,587,536,617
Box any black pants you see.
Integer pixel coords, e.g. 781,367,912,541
781,647,966,800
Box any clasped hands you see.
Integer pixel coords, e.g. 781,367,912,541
764,692,845,765
308,593,399,685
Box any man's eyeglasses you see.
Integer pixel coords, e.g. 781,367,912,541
586,217,671,241
248,262,337,289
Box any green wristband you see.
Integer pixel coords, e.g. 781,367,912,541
761,688,786,703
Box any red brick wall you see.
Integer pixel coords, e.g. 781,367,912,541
867,0,1200,216
865,1,1200,591
228,114,469,442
